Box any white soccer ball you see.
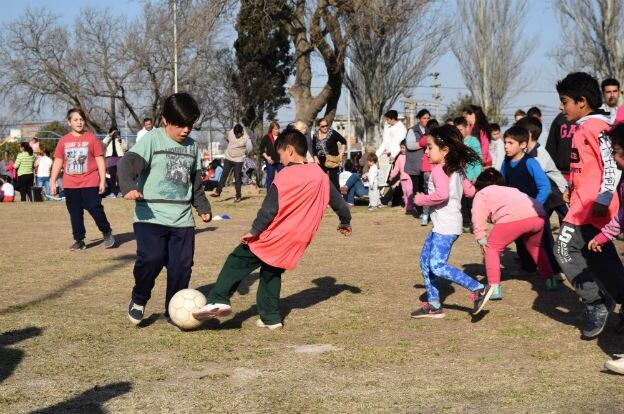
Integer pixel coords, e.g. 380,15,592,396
168,289,207,330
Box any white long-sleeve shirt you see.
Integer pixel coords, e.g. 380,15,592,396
529,143,568,193
489,139,505,172
377,121,407,159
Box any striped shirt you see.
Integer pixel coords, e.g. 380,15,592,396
14,152,35,176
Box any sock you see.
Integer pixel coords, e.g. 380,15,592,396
429,300,441,309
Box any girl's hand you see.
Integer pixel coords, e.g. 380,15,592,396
99,181,106,194
50,185,57,196
480,245,486,255
587,238,602,253
200,213,212,223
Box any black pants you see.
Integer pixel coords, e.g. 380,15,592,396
218,159,243,198
516,219,561,274
132,222,195,314
64,187,112,241
461,196,473,227
106,165,119,195
17,173,34,202
204,181,219,191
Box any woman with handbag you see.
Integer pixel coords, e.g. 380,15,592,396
312,118,346,190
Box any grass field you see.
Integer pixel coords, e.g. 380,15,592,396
1,190,623,413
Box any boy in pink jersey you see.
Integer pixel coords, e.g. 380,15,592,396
554,72,624,339
193,129,352,329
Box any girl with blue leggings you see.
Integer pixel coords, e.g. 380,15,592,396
411,125,493,319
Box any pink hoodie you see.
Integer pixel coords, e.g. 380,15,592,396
471,185,546,241
390,153,410,181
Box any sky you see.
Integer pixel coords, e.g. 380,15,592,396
3,0,566,130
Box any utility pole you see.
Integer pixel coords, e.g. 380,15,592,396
346,60,352,157
430,72,441,120
173,0,178,93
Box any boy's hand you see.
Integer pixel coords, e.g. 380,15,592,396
480,245,486,255
200,213,212,223
240,232,257,244
124,190,143,200
338,225,352,236
50,186,57,196
562,189,570,203
592,203,609,217
588,238,602,253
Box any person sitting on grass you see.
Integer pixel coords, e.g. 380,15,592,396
0,177,14,202
193,129,352,330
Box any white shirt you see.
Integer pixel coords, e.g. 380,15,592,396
489,139,506,171
377,121,407,159
37,156,53,177
339,170,352,187
428,167,463,235
1,182,14,197
136,128,151,143
600,103,619,119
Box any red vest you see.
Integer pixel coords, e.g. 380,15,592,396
249,163,330,270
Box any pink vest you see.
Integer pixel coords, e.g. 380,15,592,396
249,163,330,270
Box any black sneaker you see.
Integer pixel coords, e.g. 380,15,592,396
128,300,145,326
581,299,613,339
472,285,493,315
70,240,86,251
410,302,445,319
103,232,115,248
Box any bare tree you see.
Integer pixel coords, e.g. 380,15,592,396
553,0,624,81
344,0,449,144
286,0,359,127
451,0,532,122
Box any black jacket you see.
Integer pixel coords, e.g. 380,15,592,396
312,129,347,157
545,112,576,175
259,134,279,163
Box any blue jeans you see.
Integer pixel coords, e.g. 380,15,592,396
420,232,482,303
345,174,368,204
265,162,283,190
36,177,50,196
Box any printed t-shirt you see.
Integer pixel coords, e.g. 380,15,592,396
54,132,103,188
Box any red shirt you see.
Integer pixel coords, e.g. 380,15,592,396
54,132,103,189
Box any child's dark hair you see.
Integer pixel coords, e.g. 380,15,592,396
233,124,244,136
162,92,200,127
475,168,506,191
515,117,542,142
275,129,307,156
384,110,398,120
503,125,529,145
344,159,354,172
514,109,526,118
67,107,86,121
143,117,153,124
400,139,406,147
462,105,491,141
368,153,378,164
44,149,51,156
527,106,542,118
416,109,430,119
489,123,500,132
426,118,439,133
556,72,602,110
20,142,33,155
608,124,624,152
428,125,481,176
453,116,468,127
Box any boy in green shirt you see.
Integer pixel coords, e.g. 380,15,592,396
118,93,212,326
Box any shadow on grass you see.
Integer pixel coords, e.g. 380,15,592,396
111,226,217,248
215,276,361,329
195,272,260,299
28,382,132,414
0,327,43,384
0,254,135,316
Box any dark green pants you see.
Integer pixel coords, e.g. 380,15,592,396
209,244,284,324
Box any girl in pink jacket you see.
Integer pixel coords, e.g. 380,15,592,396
471,168,556,299
389,141,413,212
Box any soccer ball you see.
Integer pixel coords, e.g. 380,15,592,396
168,289,207,330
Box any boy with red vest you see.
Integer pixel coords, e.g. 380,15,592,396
554,72,624,339
193,129,352,329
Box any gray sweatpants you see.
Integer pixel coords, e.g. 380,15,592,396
555,222,624,304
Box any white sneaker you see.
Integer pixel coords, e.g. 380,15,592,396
256,318,283,330
192,303,232,320
605,355,624,374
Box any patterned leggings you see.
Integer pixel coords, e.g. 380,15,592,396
420,231,482,303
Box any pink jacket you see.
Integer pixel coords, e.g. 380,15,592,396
418,136,431,172
471,185,545,242
596,180,624,245
390,154,410,181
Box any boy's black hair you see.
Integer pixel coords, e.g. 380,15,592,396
416,109,431,119
143,117,153,124
162,92,200,127
44,149,51,156
233,124,244,136
274,129,308,156
453,116,468,127
514,109,526,118
384,110,398,120
527,106,542,118
67,107,87,121
344,159,354,172
515,116,542,142
489,123,500,132
609,123,624,152
556,72,602,110
428,125,481,176
503,125,529,145
368,153,378,164
475,168,506,191
601,78,620,91
426,118,439,132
